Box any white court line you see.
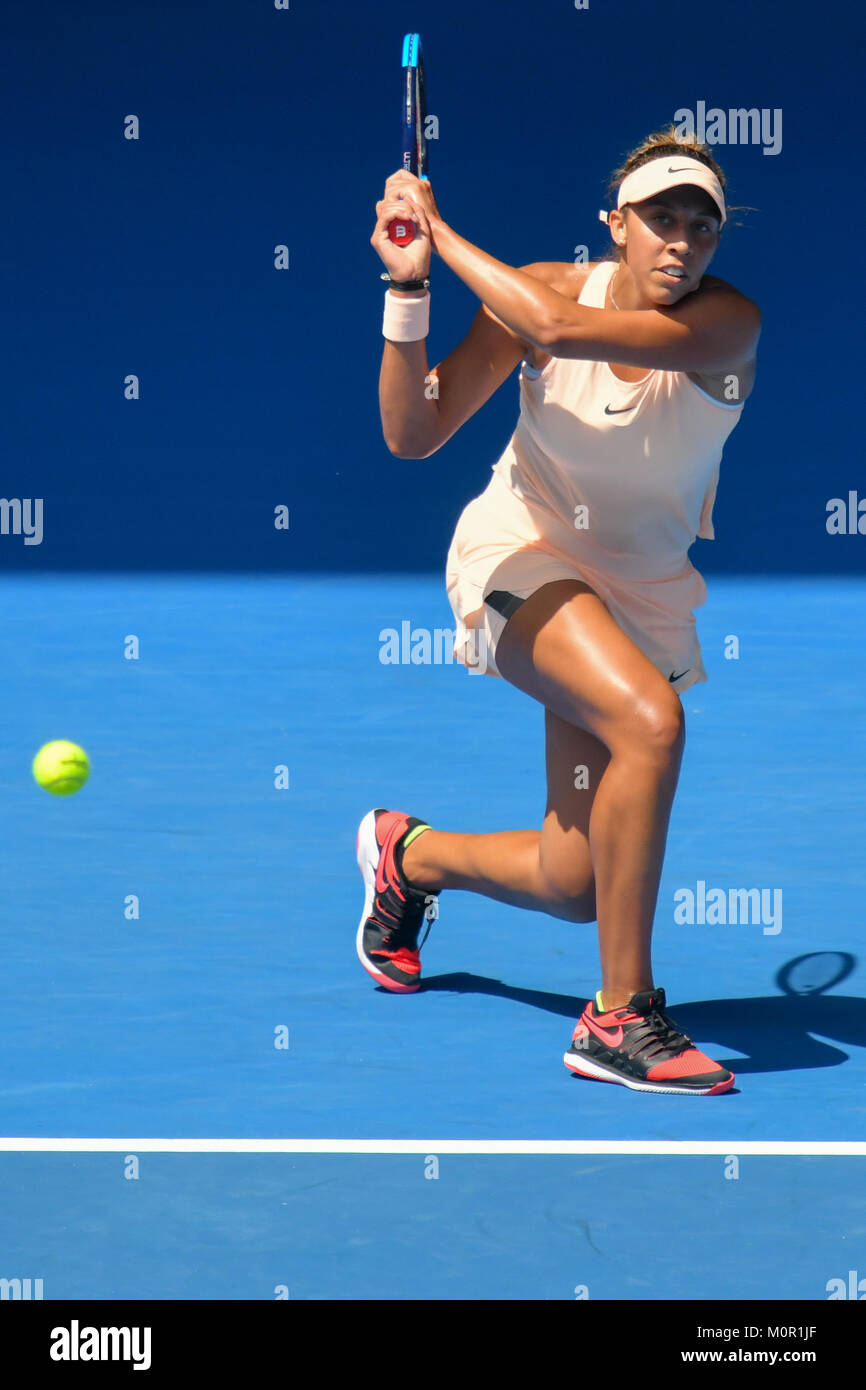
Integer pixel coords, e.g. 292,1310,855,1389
0,1139,863,1156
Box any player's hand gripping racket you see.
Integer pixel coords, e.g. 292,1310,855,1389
387,33,428,247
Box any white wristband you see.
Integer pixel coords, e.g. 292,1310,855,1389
383,289,430,342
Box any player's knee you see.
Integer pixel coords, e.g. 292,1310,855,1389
553,891,597,923
539,867,596,923
625,687,685,763
565,895,597,923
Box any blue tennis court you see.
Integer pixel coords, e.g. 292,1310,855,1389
0,1152,862,1302
3,0,865,1309
1,573,864,1298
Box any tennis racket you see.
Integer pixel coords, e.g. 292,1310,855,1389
387,33,428,247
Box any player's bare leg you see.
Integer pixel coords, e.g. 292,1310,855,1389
401,579,684,1008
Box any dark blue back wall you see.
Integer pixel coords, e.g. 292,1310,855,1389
2,0,863,573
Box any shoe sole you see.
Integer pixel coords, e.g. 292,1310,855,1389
355,809,421,994
563,1050,735,1096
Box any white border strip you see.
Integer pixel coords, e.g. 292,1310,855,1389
0,1139,863,1156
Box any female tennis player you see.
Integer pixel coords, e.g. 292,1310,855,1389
358,126,761,1096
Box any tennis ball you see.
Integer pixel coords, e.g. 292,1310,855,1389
32,740,90,796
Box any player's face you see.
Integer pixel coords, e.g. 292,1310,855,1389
621,188,721,302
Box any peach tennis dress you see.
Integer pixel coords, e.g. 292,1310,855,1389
445,259,745,694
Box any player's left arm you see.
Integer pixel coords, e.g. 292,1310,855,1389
440,219,762,374
394,180,761,375
542,282,762,374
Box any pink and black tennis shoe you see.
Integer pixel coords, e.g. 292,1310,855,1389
356,809,437,992
564,987,735,1095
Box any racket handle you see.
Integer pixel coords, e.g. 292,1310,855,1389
387,217,416,246
386,177,428,245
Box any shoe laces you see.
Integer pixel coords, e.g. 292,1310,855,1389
626,1002,693,1059
376,890,438,952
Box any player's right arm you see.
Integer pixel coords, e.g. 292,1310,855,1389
378,297,530,459
381,262,587,457
373,180,576,456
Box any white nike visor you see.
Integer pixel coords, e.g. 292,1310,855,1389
598,154,726,227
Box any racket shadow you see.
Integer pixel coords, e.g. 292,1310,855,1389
418,967,865,1075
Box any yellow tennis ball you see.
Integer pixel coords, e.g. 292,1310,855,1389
32,740,90,796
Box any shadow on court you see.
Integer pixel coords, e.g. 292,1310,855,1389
411,954,864,1076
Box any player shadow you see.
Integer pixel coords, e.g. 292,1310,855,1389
416,954,864,1075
